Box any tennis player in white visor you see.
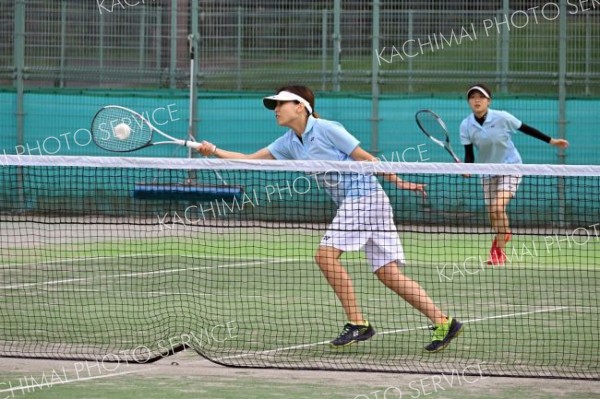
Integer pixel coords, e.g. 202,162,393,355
460,83,569,265
197,85,464,352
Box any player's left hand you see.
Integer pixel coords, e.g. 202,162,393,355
550,139,569,149
400,182,427,197
413,183,427,198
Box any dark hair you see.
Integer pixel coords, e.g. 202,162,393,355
276,85,320,118
467,83,492,99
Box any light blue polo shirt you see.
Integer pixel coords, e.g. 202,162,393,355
267,116,380,204
459,109,523,164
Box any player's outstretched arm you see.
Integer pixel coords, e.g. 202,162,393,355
196,141,274,160
518,124,569,150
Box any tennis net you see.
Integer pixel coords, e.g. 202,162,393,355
0,155,598,379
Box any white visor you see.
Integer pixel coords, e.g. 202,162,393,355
263,91,313,114
467,86,491,99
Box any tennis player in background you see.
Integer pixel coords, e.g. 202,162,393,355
197,85,463,352
460,84,569,265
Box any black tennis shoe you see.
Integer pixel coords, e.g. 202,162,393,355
330,322,375,348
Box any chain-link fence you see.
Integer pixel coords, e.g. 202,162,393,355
1,1,598,92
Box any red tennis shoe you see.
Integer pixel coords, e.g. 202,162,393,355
487,247,507,266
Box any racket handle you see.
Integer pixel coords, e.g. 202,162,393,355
183,141,202,150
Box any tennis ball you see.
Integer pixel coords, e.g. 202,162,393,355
113,123,131,140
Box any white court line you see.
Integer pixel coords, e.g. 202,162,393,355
0,257,301,290
213,306,569,362
0,253,308,269
379,306,569,336
2,254,596,272
44,289,217,297
0,277,89,290
0,370,141,394
0,253,154,269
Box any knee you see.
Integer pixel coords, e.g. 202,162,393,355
488,205,503,218
488,209,499,221
314,246,338,268
374,261,400,280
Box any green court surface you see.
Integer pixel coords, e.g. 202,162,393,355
1,226,598,380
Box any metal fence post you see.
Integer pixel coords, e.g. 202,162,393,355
169,0,178,89
190,0,199,145
237,6,242,91
13,0,26,205
557,0,568,227
321,9,327,91
371,0,380,155
156,5,162,70
99,7,105,82
139,6,147,71
14,0,25,149
60,0,67,88
500,1,509,93
407,10,414,93
332,0,341,92
558,1,567,165
585,11,591,96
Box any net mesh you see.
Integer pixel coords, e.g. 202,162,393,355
0,155,598,379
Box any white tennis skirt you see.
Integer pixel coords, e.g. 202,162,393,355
320,189,405,272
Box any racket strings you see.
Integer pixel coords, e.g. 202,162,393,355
417,114,449,143
91,107,153,152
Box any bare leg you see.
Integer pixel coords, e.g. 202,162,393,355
488,191,513,250
375,262,447,325
314,246,364,324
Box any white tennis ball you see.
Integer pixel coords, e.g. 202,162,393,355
113,123,131,140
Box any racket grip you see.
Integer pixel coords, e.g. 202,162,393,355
184,141,202,150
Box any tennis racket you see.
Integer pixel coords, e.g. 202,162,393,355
415,109,461,163
91,105,202,153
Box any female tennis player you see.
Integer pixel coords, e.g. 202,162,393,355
197,85,463,352
460,84,569,265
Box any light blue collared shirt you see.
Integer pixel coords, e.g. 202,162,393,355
459,109,523,164
267,116,380,204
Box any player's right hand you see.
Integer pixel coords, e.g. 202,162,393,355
197,140,217,157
